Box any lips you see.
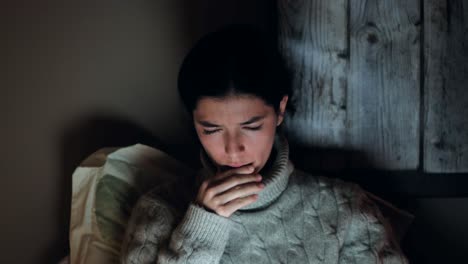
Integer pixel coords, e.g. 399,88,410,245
221,162,253,171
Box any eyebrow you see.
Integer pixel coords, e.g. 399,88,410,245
197,115,266,127
239,115,266,125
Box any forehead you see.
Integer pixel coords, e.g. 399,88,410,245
193,95,273,121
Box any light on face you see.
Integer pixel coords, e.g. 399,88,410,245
193,95,284,172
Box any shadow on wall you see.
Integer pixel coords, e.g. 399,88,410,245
42,114,200,263
37,0,274,262
38,0,290,262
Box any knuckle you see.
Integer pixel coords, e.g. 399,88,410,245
217,207,227,216
211,197,221,205
205,188,216,198
202,196,211,204
211,204,219,211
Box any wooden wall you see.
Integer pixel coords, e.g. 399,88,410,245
278,0,468,173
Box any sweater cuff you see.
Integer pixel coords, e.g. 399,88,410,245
175,203,233,248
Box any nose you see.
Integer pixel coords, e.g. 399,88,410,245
224,132,245,157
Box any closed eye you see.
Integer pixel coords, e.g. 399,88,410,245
202,129,221,135
244,125,262,131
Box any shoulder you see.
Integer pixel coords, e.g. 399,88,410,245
129,189,180,223
127,165,201,228
282,168,366,242
289,168,360,203
286,168,362,226
129,178,195,226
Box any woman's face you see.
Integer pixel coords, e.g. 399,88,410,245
193,94,288,174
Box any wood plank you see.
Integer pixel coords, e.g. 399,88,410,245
347,0,420,169
277,0,349,170
424,0,468,172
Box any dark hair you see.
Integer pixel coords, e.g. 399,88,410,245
177,24,295,116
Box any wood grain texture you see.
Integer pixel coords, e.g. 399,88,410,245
279,0,421,170
278,0,349,170
347,0,420,169
424,0,468,172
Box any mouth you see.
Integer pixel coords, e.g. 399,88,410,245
220,162,254,171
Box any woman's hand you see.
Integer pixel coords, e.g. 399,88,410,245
195,165,264,217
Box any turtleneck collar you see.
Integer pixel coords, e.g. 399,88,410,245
198,131,294,211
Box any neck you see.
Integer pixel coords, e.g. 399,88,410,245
198,131,294,210
259,147,277,176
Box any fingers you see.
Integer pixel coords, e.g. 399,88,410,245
214,181,264,205
215,165,255,180
210,173,262,194
201,180,264,218
195,164,265,217
217,194,259,217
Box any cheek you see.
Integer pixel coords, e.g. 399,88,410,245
244,124,277,160
198,133,225,159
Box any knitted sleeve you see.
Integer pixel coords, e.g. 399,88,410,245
120,196,233,264
338,184,409,264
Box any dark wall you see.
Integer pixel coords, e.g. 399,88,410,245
2,1,466,263
1,1,270,263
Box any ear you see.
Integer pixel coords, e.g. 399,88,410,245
276,95,289,126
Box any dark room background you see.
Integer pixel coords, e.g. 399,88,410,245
2,0,467,263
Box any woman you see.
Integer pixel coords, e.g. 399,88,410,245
121,24,408,263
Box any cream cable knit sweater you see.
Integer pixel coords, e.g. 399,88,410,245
121,134,408,263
